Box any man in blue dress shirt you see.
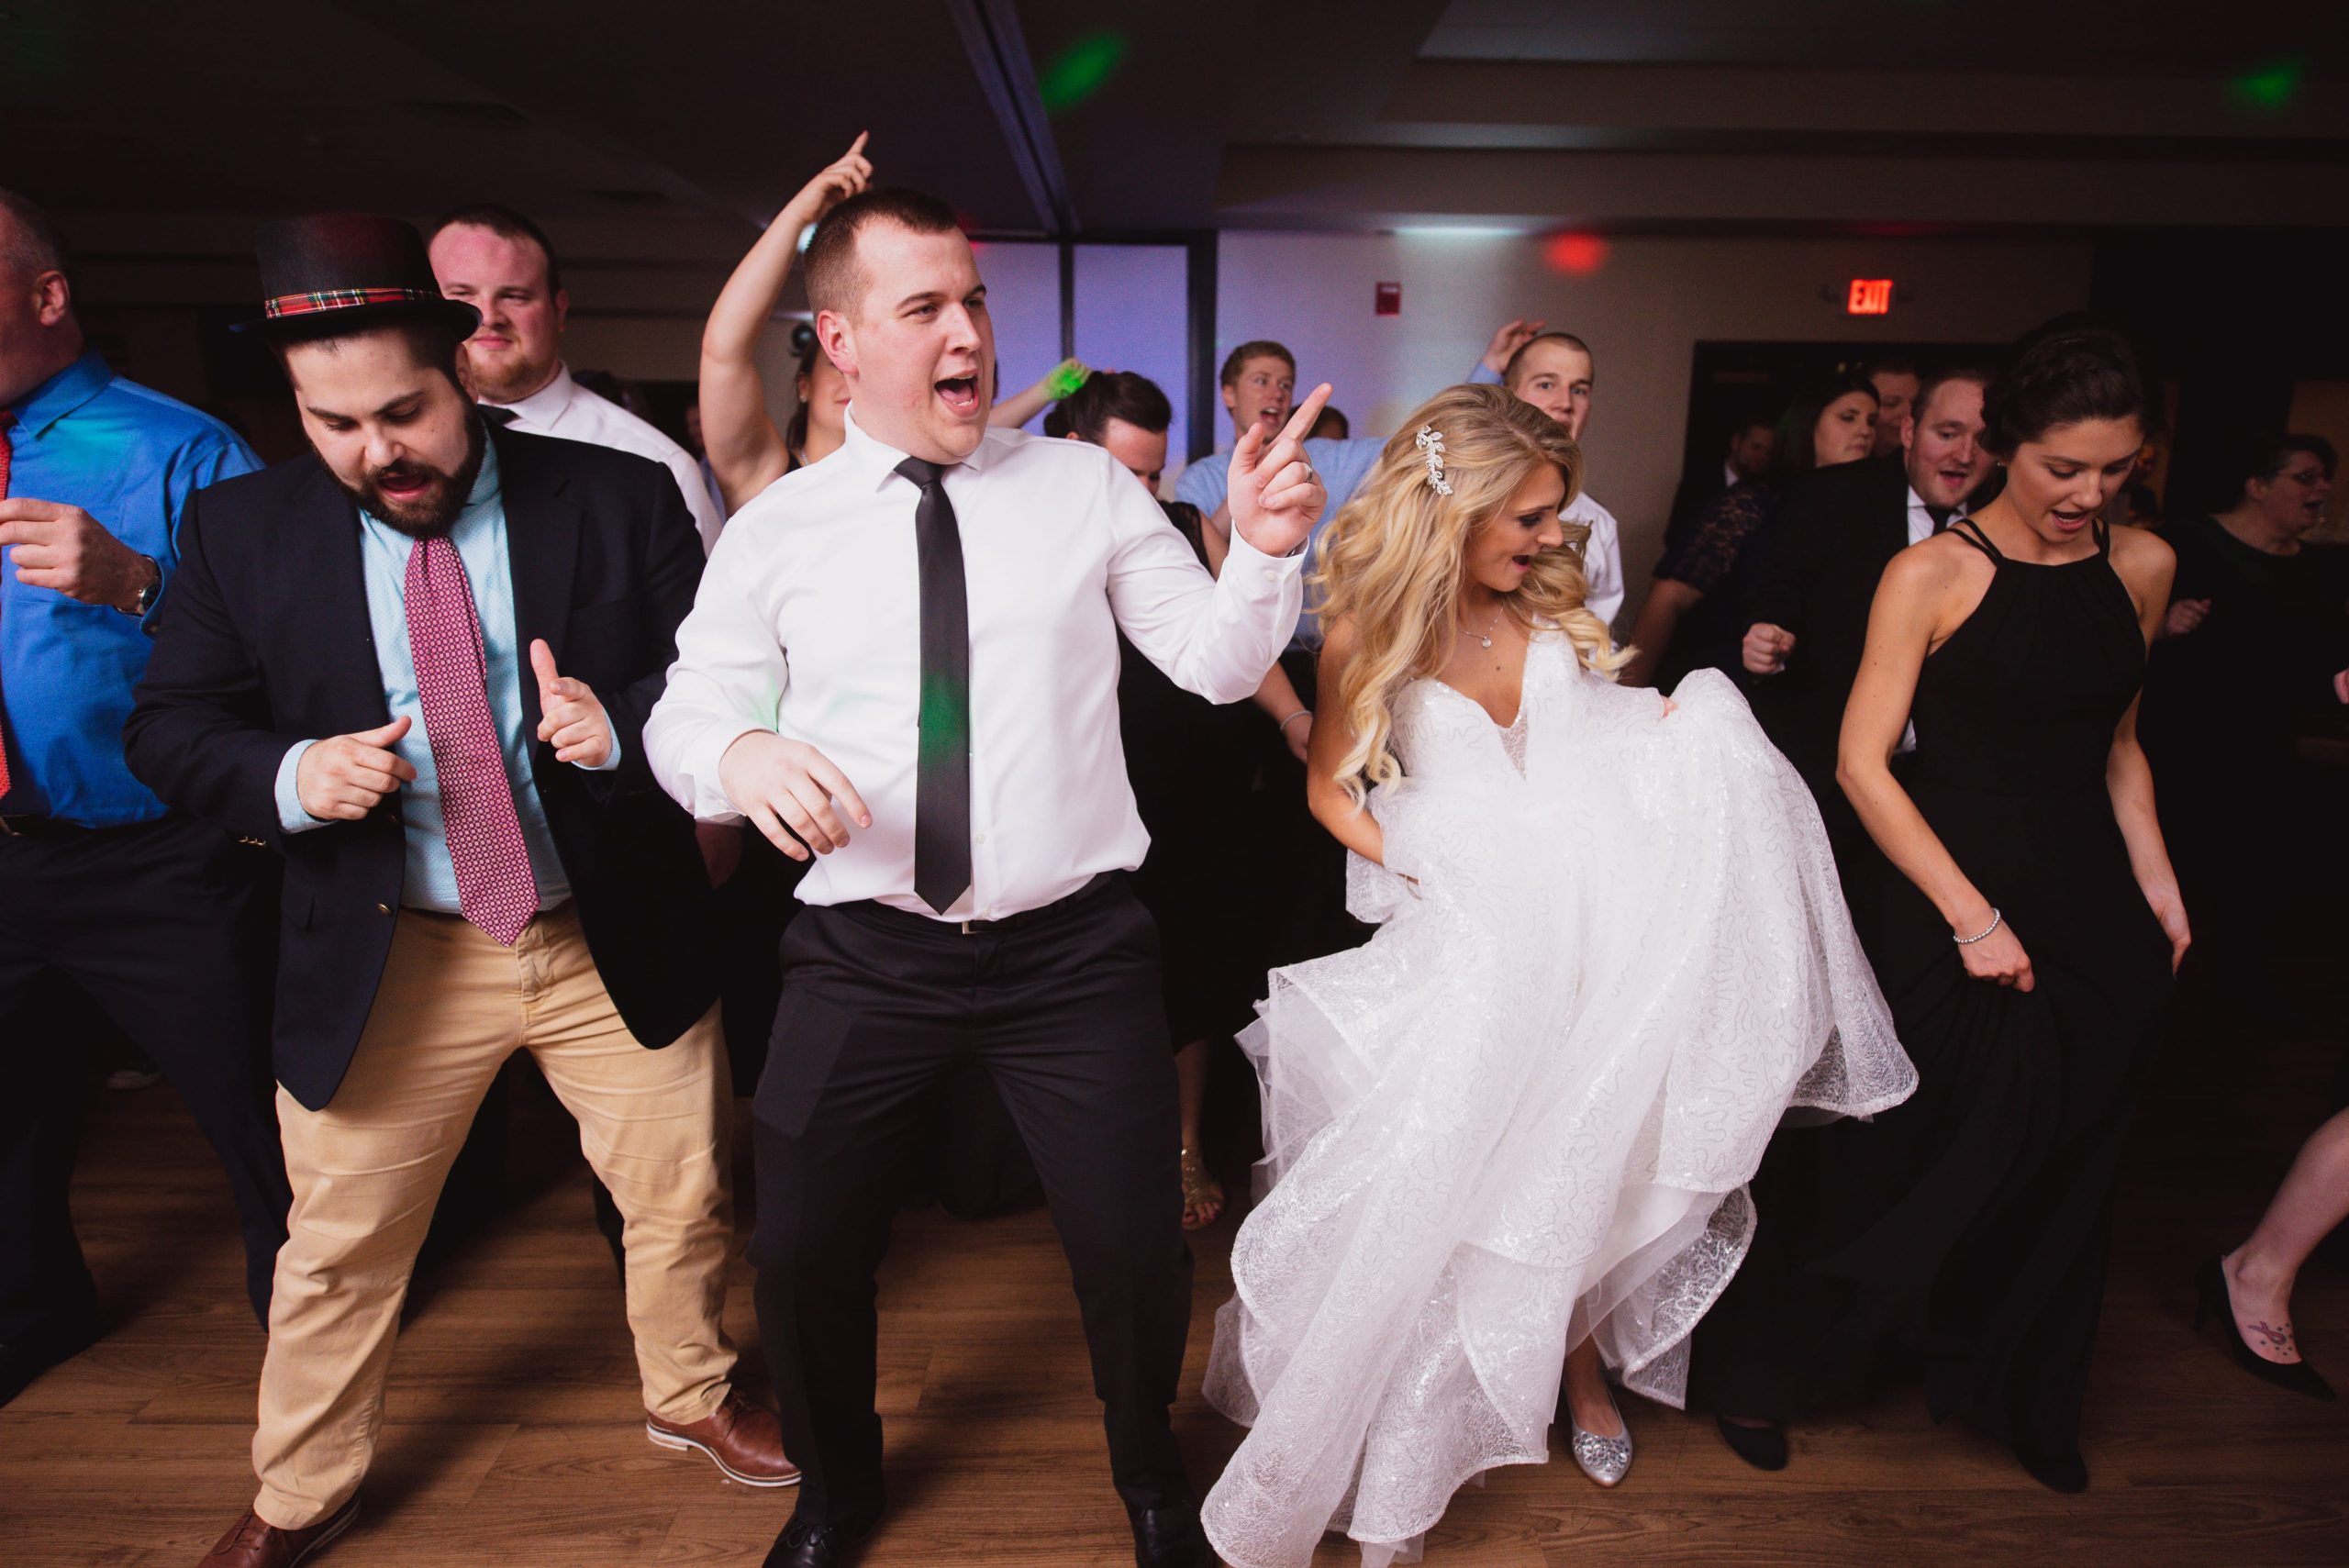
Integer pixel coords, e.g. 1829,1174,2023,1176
0,188,291,1407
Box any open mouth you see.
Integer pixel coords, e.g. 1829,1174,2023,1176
935,375,981,417
373,468,435,506
2051,507,2092,530
1509,554,1534,571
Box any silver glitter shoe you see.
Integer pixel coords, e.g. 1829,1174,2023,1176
1567,1393,1634,1488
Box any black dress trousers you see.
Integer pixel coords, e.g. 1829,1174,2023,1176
749,873,1191,1523
0,816,290,1340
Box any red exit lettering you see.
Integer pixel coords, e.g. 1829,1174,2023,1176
1846,278,1895,316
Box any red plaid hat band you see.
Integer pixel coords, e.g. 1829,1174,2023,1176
262,285,445,319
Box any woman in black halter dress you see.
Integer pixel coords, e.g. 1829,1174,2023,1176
1690,327,2188,1492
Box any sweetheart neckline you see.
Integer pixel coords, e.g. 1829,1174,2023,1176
1418,677,1525,730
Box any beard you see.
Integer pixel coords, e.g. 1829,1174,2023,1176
328,414,487,539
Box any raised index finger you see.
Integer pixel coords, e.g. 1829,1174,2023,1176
1272,384,1333,452
1253,384,1333,483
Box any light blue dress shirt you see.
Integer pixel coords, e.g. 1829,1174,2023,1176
273,444,614,913
0,352,260,825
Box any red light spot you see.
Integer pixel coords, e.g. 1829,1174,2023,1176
1542,233,1608,276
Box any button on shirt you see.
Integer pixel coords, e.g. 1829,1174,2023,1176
271,444,615,910
646,406,1305,921
0,352,261,825
483,361,725,554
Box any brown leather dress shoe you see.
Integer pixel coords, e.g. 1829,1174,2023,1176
647,1387,801,1487
196,1495,359,1568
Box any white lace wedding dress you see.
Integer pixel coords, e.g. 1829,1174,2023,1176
1201,631,1916,1568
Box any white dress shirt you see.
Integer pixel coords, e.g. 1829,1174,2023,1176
645,406,1306,920
1905,484,1963,548
1565,491,1626,630
483,361,727,554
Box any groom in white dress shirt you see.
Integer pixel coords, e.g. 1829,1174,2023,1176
644,186,1330,1568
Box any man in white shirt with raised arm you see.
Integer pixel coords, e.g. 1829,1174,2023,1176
645,186,1327,1568
1468,318,1626,629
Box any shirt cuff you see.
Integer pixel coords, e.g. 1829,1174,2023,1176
576,732,623,773
1468,361,1504,386
678,724,769,824
274,741,330,834
1224,521,1311,580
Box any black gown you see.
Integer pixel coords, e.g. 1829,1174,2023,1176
1691,517,2173,1468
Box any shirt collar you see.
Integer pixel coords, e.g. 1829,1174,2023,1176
484,361,575,425
1906,484,1968,520
841,402,993,493
7,350,114,437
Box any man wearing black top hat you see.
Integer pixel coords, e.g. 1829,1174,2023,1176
124,215,794,1568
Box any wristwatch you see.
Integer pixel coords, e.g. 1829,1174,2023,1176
121,555,161,617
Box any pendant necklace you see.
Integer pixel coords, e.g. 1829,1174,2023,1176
1460,603,1506,650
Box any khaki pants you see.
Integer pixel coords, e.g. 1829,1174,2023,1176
252,904,734,1529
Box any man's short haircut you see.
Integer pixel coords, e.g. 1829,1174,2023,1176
1913,365,1993,422
1219,339,1295,389
269,315,469,390
1502,330,1593,389
1864,353,1919,382
429,204,563,295
1729,410,1777,442
802,187,963,319
1042,371,1173,443
0,186,71,282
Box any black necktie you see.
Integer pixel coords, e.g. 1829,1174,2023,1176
895,457,972,915
1926,504,1954,530
479,405,518,428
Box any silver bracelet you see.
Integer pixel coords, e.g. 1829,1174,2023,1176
1954,908,2003,945
1276,709,1310,730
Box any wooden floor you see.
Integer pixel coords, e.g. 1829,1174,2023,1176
6,1005,2349,1568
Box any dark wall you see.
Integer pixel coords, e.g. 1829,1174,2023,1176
2090,228,2349,516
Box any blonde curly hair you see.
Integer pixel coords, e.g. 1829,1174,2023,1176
1315,383,1623,802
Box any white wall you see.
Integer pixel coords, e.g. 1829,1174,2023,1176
1198,229,2095,602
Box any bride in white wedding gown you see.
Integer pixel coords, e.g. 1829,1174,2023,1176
1200,385,1915,1568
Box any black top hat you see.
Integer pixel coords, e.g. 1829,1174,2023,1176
232,213,482,339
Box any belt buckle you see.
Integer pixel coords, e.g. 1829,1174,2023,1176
959,917,975,935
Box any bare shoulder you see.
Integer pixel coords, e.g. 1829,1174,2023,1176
2107,522,2176,585
1882,530,1977,596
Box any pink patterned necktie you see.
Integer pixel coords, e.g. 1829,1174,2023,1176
405,535,538,945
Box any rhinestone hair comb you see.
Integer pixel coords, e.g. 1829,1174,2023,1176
1415,423,1453,496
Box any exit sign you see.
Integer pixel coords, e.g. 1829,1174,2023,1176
1846,278,1896,316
